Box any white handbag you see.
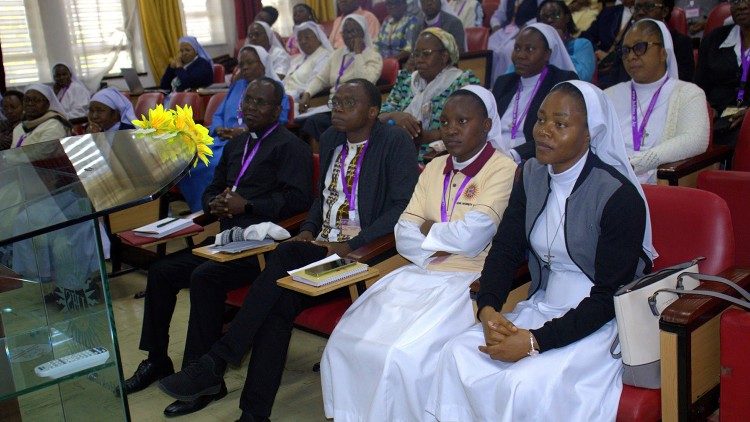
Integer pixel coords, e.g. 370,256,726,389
611,257,703,389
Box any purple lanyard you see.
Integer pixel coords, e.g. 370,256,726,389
335,54,355,89
511,66,548,140
16,133,28,148
456,0,467,17
231,123,279,191
441,171,472,222
630,77,669,152
737,44,750,105
338,140,369,214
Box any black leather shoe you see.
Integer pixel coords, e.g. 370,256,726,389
124,358,175,395
158,354,224,401
163,381,227,417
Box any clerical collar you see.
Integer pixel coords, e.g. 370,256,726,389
425,13,441,26
632,71,668,91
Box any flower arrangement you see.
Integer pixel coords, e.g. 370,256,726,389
132,104,213,167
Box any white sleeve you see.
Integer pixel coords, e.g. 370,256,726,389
421,210,497,258
395,219,434,268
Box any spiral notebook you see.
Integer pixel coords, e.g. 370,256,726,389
288,255,369,287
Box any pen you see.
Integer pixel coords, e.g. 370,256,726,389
156,217,179,228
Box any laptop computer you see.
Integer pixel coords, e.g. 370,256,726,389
120,68,169,96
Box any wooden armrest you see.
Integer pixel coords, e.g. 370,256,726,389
346,234,396,262
469,262,530,294
278,212,308,232
656,145,731,184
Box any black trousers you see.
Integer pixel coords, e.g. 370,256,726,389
208,241,340,418
138,247,261,366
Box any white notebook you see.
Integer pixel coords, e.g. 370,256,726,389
287,254,369,287
133,217,194,238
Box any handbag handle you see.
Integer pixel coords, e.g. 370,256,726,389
648,273,750,316
628,257,705,291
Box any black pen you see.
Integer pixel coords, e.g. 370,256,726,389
156,217,179,228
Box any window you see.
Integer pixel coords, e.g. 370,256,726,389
0,0,46,86
181,0,226,46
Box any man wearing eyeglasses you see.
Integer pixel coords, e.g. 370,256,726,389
158,79,419,421
123,78,313,416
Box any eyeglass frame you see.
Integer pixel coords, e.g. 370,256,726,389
617,41,662,58
411,48,446,58
327,97,358,110
241,95,280,108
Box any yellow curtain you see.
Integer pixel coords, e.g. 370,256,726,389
137,0,185,83
309,0,336,22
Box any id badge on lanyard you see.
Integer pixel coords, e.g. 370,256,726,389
339,141,369,238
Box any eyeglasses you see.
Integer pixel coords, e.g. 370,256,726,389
242,96,277,108
328,98,358,110
633,2,664,11
411,48,446,58
539,13,562,21
617,41,662,57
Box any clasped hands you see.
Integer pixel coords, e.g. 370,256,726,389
478,306,534,362
209,188,248,219
287,230,352,257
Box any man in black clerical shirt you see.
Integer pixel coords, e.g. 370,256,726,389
157,79,419,421
124,78,313,412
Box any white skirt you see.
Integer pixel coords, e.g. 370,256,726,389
321,265,480,422
425,270,623,422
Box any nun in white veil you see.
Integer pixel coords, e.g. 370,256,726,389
12,84,71,148
605,18,709,184
247,20,291,77
321,86,518,422
426,80,656,422
51,62,91,119
283,22,333,99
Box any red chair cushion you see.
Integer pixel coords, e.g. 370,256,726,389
698,171,750,266
617,386,662,422
204,92,228,128
212,64,225,84
226,285,250,308
293,297,353,336
668,7,688,35
705,3,732,37
466,27,490,51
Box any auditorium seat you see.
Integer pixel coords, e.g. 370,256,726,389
668,7,688,36
320,20,335,37
698,171,750,266
466,27,490,51
167,92,206,124
134,92,165,119
705,2,732,37
212,64,225,84
372,1,388,23
203,92,227,127
734,116,750,171
378,57,400,86
482,0,500,28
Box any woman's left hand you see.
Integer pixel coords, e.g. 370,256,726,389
479,328,533,362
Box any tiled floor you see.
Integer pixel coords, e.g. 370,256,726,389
111,269,329,421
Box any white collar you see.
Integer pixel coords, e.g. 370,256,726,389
632,70,669,91
548,151,587,187
451,143,486,170
720,25,742,49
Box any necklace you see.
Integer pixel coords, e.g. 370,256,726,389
543,188,566,269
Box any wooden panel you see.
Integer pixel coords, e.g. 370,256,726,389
277,268,380,297
690,313,722,402
458,50,492,88
661,331,679,422
192,242,277,262
107,200,160,233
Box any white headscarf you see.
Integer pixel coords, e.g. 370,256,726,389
51,62,81,83
238,44,282,82
24,83,67,118
460,85,504,151
341,14,373,52
293,21,334,54
525,22,576,73
561,80,657,260
634,18,679,79
90,87,137,127
178,36,214,67
253,21,288,53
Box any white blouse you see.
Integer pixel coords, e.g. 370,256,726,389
500,72,542,150
283,47,332,99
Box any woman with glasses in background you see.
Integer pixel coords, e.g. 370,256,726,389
12,84,71,148
605,19,708,184
537,0,596,82
695,0,750,146
379,28,481,158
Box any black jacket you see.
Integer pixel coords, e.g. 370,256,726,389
202,125,313,231
160,57,214,92
581,5,627,52
300,121,419,250
493,65,579,160
695,24,750,116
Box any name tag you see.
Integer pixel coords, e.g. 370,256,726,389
685,7,700,19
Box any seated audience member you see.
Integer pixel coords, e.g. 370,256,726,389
375,0,422,61
284,22,334,100
255,5,285,45
159,36,214,92
321,85,517,421
695,0,750,145
425,80,654,421
12,84,71,148
298,14,383,141
286,3,318,56
487,0,539,79
493,23,579,163
379,28,481,154
538,0,596,81
52,63,91,120
86,88,136,133
414,0,467,54
580,0,634,87
178,44,291,213
157,79,419,421
675,0,721,37
0,90,23,150
123,78,313,410
606,19,708,183
328,0,381,49
247,21,291,77
568,0,601,34
447,0,484,28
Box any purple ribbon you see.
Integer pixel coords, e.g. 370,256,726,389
231,123,279,191
441,172,472,222
511,66,548,140
335,54,355,89
338,140,369,215
737,44,750,105
630,77,669,152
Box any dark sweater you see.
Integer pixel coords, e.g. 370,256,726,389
202,125,313,231
695,24,750,116
493,65,579,161
300,121,419,250
413,11,466,54
477,152,650,352
160,57,214,92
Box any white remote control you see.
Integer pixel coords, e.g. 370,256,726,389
34,347,110,379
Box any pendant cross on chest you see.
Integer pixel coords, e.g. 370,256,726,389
542,254,554,269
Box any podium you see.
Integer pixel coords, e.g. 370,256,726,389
0,130,194,421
